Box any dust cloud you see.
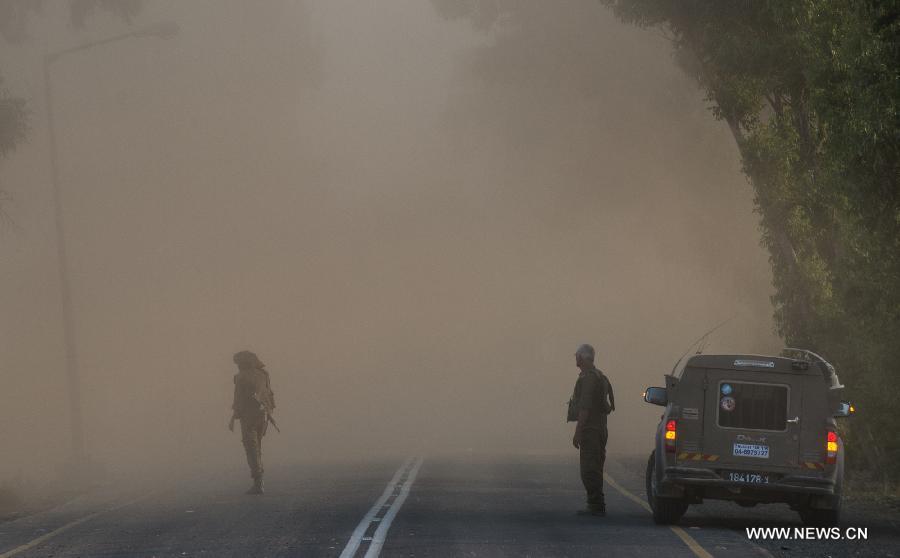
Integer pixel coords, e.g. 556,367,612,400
0,0,779,490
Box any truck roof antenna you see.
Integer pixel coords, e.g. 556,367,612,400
670,316,735,377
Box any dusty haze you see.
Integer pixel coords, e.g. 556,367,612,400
0,0,780,487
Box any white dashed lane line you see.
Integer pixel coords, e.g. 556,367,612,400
339,457,424,558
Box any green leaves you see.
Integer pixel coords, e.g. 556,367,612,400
0,75,26,160
0,0,145,209
604,0,900,488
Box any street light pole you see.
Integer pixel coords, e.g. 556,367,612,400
43,53,85,461
42,22,179,471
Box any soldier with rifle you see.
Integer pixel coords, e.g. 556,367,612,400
567,343,615,516
229,350,277,494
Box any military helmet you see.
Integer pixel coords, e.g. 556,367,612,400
233,350,264,369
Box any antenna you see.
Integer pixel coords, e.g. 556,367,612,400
669,316,735,376
696,336,710,355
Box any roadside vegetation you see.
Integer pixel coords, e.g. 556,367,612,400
598,0,899,493
436,0,899,492
0,0,142,214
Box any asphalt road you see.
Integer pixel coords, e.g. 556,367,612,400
0,454,896,558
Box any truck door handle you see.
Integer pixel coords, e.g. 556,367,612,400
787,416,800,424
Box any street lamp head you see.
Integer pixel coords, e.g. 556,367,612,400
135,20,180,40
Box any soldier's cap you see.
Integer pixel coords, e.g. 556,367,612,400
233,350,265,369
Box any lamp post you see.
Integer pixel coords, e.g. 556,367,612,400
43,21,178,469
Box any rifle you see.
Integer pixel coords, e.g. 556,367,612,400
266,413,281,433
249,390,280,433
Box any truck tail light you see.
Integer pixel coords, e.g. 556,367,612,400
826,430,838,465
665,419,677,453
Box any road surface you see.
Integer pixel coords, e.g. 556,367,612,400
0,454,896,557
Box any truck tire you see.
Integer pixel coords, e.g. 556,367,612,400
645,450,688,525
799,462,842,527
800,454,843,527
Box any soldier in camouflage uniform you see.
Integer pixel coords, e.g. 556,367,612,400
569,343,615,516
229,350,276,494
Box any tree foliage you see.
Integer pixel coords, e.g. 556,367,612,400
0,0,142,205
69,0,142,29
0,75,26,159
0,0,142,43
436,0,899,488
0,1,35,162
597,0,899,488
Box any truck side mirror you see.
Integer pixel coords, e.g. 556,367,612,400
643,386,667,406
834,401,855,418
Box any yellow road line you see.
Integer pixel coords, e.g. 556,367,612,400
604,473,713,558
0,492,153,558
669,525,715,558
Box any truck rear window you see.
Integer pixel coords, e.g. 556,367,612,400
717,382,788,431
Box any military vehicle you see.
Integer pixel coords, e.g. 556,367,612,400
642,349,853,526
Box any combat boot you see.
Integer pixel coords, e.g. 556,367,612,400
576,507,606,517
246,477,264,495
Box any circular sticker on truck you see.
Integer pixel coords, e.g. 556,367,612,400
720,396,736,412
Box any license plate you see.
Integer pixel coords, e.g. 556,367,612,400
733,443,769,458
726,471,770,484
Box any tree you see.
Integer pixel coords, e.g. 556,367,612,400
0,0,143,214
0,75,26,160
603,0,900,490
0,71,28,224
595,0,899,489
436,0,900,489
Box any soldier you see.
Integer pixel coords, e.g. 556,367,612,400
569,343,615,516
229,350,276,494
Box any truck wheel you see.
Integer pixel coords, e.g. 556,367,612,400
800,456,843,527
799,485,841,526
645,450,688,525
